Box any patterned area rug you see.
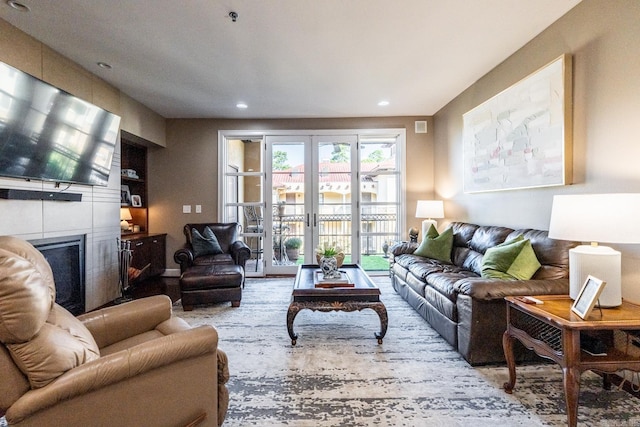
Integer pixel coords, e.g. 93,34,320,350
174,276,640,427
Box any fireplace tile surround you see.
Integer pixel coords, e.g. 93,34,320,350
0,154,123,311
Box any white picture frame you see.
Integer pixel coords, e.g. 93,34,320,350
131,194,142,207
120,185,131,206
462,54,573,193
571,275,607,320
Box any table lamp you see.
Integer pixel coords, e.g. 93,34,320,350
415,200,444,240
120,208,132,231
548,193,640,307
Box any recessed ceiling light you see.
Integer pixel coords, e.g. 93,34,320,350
7,1,30,12
377,100,390,106
236,103,248,109
97,62,112,70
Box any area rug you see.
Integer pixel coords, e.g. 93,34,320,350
174,276,640,426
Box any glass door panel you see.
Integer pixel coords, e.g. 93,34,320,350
359,136,402,271
315,137,357,265
266,137,309,274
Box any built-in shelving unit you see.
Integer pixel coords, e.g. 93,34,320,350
120,131,148,233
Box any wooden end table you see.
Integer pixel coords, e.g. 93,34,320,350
287,264,388,345
503,295,640,427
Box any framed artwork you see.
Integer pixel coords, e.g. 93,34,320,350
463,54,573,193
571,275,607,320
131,194,142,207
120,185,131,206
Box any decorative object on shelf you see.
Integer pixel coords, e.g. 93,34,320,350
121,168,139,179
415,200,444,240
549,193,640,307
120,184,131,206
408,227,419,243
120,208,132,231
463,54,572,193
131,194,142,207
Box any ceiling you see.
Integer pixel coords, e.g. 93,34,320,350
0,0,582,119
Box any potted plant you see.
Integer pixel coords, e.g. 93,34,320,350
315,242,345,278
284,237,302,261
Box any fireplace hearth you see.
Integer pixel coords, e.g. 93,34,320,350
29,235,86,315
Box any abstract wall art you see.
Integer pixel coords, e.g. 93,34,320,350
463,54,572,193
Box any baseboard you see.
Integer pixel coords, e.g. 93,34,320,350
163,268,181,277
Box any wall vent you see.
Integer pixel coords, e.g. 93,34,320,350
415,121,427,134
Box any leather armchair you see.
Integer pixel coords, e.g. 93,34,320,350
174,222,250,273
0,236,229,427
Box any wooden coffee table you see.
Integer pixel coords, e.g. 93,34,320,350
287,264,388,345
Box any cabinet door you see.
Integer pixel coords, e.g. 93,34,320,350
148,235,166,276
130,237,151,277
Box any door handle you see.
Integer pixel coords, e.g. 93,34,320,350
314,213,317,227
306,213,310,227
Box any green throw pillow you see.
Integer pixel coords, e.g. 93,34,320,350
413,225,453,263
481,236,541,280
191,226,223,257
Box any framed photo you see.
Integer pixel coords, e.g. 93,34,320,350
131,194,142,207
571,275,607,320
120,185,131,206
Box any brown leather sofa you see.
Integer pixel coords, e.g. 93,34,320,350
389,222,579,365
0,236,229,427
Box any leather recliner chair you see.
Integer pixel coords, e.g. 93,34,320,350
0,236,229,427
174,223,250,273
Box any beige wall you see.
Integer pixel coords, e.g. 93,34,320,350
151,116,433,270
0,19,167,309
433,0,640,302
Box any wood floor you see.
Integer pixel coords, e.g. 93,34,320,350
129,276,181,302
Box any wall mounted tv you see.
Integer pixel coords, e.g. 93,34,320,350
0,61,121,187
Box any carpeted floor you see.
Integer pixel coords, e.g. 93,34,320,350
175,276,640,427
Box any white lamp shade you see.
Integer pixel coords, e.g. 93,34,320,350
548,193,640,307
415,200,444,219
548,194,640,244
120,208,133,221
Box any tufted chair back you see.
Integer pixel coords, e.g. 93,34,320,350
0,236,100,414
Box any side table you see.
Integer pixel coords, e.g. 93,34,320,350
503,295,640,427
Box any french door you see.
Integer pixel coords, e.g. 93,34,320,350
220,130,405,276
265,135,358,274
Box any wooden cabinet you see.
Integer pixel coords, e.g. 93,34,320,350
122,233,166,283
121,131,148,233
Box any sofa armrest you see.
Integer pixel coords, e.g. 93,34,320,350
230,240,251,267
389,241,418,263
78,295,172,348
6,326,219,423
453,277,569,301
174,245,195,272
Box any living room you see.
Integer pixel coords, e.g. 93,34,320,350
1,0,640,425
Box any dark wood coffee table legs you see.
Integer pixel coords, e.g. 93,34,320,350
287,300,388,345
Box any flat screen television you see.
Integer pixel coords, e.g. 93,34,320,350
0,61,121,187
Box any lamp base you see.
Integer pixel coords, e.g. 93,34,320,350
421,219,437,240
569,245,621,307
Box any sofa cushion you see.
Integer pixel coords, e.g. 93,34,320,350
481,236,541,280
191,226,223,257
413,226,453,263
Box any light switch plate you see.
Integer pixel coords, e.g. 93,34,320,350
182,205,191,214
195,204,202,213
